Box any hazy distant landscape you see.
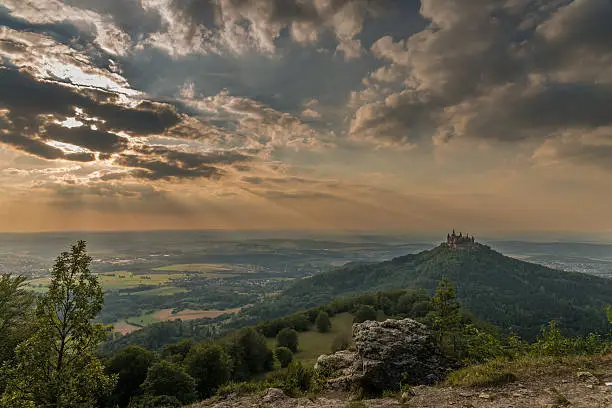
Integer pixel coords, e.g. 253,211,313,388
1,231,611,336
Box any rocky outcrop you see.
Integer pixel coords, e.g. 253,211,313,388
315,318,446,392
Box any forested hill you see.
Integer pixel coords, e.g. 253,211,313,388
103,242,612,353
247,243,612,339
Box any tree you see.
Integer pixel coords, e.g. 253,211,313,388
141,360,197,404
353,305,377,323
315,311,331,333
1,241,116,407
161,339,194,364
184,343,230,398
225,328,274,381
105,346,156,407
274,347,293,368
277,328,299,353
430,278,464,360
0,274,35,369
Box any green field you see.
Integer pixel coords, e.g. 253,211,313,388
267,312,355,367
125,311,160,327
24,264,243,293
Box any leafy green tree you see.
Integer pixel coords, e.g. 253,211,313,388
184,343,230,398
315,311,331,333
353,305,377,323
106,346,156,407
277,328,299,353
141,360,197,404
1,241,116,407
274,347,293,368
605,305,612,324
0,274,35,372
225,328,274,381
161,339,194,364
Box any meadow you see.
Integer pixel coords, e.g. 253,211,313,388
267,312,355,367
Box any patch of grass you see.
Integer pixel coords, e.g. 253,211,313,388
267,313,355,367
344,401,366,408
125,311,161,327
446,353,612,387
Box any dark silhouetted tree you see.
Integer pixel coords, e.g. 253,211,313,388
276,328,299,352
315,311,331,333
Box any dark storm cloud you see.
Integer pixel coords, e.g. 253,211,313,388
43,124,129,153
0,68,181,135
351,0,612,165
115,153,224,181
0,132,65,160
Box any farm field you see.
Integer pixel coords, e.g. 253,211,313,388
153,307,242,321
116,306,244,332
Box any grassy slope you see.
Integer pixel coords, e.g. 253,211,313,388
267,313,355,367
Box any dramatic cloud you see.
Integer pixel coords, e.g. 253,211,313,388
140,0,378,58
350,0,612,169
2,0,612,232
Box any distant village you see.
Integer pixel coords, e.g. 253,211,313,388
446,230,475,248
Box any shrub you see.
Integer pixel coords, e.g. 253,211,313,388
216,381,267,397
315,311,331,333
281,361,313,396
275,347,294,368
277,328,299,353
127,395,182,408
353,305,377,323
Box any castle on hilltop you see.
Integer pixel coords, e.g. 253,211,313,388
446,229,475,248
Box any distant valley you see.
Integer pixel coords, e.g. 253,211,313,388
1,231,611,339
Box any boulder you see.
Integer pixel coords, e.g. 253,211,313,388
315,318,446,393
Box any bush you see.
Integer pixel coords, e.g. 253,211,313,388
353,305,377,323
127,395,182,408
275,347,294,368
315,311,331,333
331,332,350,353
277,328,299,353
281,361,313,396
216,381,266,397
530,321,611,357
141,360,197,404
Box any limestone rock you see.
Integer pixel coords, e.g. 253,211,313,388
315,318,446,392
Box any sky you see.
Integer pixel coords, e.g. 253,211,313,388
0,0,611,236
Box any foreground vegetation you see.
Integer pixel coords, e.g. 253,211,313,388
1,241,612,408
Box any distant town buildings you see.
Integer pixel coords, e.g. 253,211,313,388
446,229,475,248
